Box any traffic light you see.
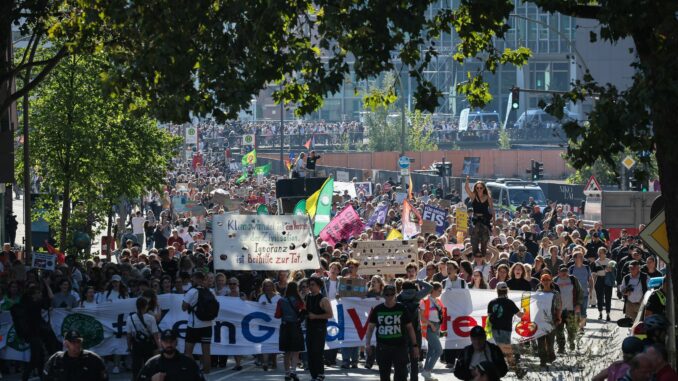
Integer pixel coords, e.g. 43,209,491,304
534,161,544,180
629,177,641,191
511,87,520,110
528,160,544,181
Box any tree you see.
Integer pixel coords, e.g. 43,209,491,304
408,110,438,152
27,49,178,252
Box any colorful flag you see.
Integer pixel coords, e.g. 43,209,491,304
241,149,257,166
402,199,422,239
366,202,388,227
256,204,269,215
254,163,271,176
408,176,414,200
306,177,332,218
319,205,364,246
303,135,315,150
293,199,307,216
386,229,403,240
284,159,292,171
235,172,248,184
45,241,66,265
313,178,335,235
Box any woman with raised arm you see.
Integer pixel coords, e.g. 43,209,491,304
465,176,494,258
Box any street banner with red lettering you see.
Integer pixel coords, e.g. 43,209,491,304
319,205,365,246
440,288,555,348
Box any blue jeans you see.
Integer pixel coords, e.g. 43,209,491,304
341,346,359,366
424,326,442,371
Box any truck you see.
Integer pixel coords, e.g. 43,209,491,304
582,191,660,240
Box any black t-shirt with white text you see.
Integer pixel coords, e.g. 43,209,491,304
368,302,412,346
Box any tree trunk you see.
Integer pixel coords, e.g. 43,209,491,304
59,179,71,250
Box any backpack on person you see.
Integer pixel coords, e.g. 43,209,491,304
193,287,219,321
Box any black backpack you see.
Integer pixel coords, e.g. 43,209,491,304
193,288,219,321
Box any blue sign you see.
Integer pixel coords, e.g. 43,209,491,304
422,205,448,235
398,156,410,169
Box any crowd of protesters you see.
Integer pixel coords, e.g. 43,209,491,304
0,131,674,381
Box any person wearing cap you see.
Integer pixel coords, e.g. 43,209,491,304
536,273,562,369
365,284,420,381
487,282,524,367
591,336,645,381
553,264,584,353
619,260,648,320
43,330,107,381
453,326,508,381
138,330,205,381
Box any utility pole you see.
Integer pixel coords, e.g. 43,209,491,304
280,99,284,175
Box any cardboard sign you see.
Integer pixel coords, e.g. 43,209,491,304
337,278,368,298
421,220,438,236
353,240,418,275
32,252,56,271
212,215,320,271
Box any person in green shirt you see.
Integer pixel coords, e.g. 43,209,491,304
0,281,21,311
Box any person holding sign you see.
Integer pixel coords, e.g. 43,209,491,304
464,176,494,258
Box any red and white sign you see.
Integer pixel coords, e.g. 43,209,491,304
584,175,602,194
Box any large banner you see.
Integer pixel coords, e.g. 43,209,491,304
0,290,554,360
441,289,554,349
212,215,320,271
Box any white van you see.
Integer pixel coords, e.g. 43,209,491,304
485,178,547,213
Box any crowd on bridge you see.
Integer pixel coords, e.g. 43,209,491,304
0,126,675,381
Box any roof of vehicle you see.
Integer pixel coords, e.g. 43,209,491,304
486,179,542,188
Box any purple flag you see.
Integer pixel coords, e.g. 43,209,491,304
319,205,365,246
366,202,388,227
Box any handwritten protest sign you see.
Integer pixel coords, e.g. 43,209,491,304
212,215,320,271
337,278,368,298
455,206,468,233
421,220,438,235
353,240,418,275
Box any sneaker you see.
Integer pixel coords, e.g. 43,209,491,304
599,312,603,320
340,364,350,369
232,365,243,371
606,314,611,322
351,364,358,369
112,366,120,374
445,363,455,369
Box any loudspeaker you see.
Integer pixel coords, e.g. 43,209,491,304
279,197,306,214
275,179,306,198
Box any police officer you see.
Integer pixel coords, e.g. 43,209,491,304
43,330,108,381
138,329,206,381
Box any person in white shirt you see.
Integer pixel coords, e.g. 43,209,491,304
131,212,146,246
80,286,98,308
182,271,214,373
127,297,160,379
96,275,128,303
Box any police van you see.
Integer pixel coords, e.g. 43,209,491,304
485,178,547,213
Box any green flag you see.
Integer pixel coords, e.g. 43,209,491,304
293,199,307,216
254,163,271,176
242,149,257,166
313,177,334,235
235,172,248,184
256,204,269,215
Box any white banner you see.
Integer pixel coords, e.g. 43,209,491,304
212,215,320,271
0,290,555,360
441,289,554,348
458,108,470,131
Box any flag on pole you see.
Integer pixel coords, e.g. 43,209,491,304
386,229,403,240
313,178,334,235
304,134,315,150
402,199,422,239
241,149,257,166
235,172,248,184
408,176,414,200
45,241,66,265
318,205,364,246
293,199,307,216
306,177,332,218
254,163,271,176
